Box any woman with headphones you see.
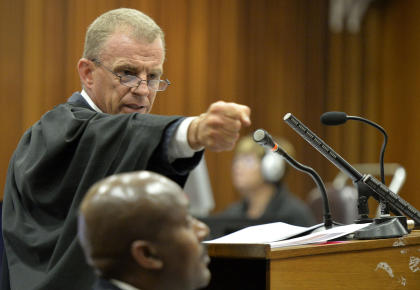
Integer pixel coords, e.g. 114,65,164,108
218,135,316,226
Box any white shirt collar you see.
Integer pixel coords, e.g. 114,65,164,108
81,89,103,113
110,279,141,290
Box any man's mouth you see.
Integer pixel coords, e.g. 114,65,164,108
203,254,210,265
127,104,143,109
123,104,147,113
201,246,210,265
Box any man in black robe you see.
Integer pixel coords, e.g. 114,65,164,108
1,8,250,290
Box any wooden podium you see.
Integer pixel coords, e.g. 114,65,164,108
202,230,420,290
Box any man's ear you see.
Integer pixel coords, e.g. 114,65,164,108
78,58,95,89
131,240,163,270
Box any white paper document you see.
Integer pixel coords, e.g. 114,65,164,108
204,222,323,244
269,223,371,248
204,221,372,248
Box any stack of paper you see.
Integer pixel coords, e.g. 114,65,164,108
204,222,372,248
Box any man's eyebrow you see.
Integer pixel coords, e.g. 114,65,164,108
150,68,163,76
113,63,163,76
113,63,138,72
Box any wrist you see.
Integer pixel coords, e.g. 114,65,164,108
187,115,203,150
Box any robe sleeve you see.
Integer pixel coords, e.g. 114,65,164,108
1,102,202,290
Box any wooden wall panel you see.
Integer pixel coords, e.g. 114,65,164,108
381,0,420,210
0,0,24,196
362,6,383,165
325,0,420,214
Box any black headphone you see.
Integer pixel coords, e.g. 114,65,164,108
261,150,286,183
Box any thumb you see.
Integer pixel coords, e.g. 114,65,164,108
240,106,251,126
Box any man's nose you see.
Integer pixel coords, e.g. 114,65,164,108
132,79,149,95
193,218,210,241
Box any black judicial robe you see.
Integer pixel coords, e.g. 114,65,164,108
1,93,202,290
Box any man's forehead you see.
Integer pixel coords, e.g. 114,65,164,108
100,33,164,63
105,32,163,51
235,152,260,161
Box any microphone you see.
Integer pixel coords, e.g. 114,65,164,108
283,112,420,230
253,129,334,229
320,111,387,184
321,111,390,216
320,111,347,125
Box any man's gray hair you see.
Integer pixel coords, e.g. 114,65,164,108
82,8,165,60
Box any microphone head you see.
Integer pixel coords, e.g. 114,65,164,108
321,111,348,126
253,129,276,149
253,129,266,143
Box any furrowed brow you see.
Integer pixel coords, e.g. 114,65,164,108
150,68,163,76
113,63,138,72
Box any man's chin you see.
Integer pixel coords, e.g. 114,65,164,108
198,259,211,287
195,268,211,289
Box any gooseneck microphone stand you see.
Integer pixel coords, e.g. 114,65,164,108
253,129,338,231
320,111,392,217
284,113,420,239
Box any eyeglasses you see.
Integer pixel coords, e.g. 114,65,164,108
91,59,170,92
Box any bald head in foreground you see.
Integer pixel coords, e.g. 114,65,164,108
78,171,211,290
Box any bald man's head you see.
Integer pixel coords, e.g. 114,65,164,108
78,171,210,290
78,171,185,274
